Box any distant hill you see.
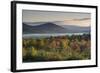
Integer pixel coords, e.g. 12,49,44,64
61,25,90,33
23,22,90,34
23,22,68,34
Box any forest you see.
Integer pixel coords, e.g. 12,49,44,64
22,34,91,62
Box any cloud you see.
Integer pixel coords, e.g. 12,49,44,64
72,18,91,21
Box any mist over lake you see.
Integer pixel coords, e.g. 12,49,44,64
23,33,90,38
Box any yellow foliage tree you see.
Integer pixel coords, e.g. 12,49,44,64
60,39,69,49
31,47,38,57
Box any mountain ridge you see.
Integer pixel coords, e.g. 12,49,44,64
23,22,90,34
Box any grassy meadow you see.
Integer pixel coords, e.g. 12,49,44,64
22,34,91,62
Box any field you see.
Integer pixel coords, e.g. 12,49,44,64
22,34,91,62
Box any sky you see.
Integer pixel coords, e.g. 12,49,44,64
22,10,91,27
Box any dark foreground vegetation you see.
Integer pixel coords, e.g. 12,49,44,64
22,34,91,62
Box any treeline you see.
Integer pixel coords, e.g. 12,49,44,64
22,34,91,62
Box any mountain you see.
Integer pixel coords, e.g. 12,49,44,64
54,21,90,33
23,22,68,34
61,25,90,33
23,22,90,34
